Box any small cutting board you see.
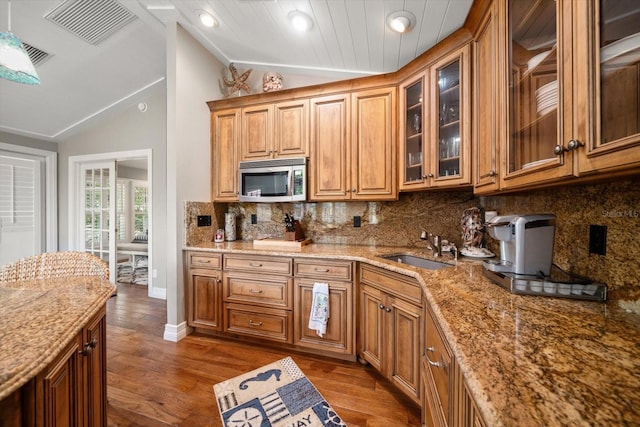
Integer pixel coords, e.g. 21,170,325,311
253,238,312,250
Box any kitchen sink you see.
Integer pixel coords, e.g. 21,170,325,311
379,254,453,270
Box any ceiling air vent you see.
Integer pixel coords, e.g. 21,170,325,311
23,43,52,67
44,0,137,45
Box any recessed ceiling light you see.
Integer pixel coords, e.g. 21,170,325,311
198,11,217,28
288,10,313,32
387,11,416,33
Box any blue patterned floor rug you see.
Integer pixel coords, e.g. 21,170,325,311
213,356,347,426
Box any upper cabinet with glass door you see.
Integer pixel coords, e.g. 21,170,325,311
501,0,640,190
398,44,471,191
429,45,471,188
399,74,427,190
501,0,573,189
575,0,640,174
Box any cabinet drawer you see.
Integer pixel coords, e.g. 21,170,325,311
223,254,292,275
224,303,292,343
223,272,292,309
188,252,222,270
294,258,353,281
425,306,452,424
359,264,422,305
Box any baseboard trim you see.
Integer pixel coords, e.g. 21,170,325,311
149,286,166,300
163,321,190,342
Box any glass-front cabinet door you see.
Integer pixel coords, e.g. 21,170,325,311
575,0,640,173
398,44,470,191
502,0,574,189
429,45,471,188
399,74,427,190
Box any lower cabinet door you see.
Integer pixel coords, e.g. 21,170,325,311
224,303,292,343
83,309,107,427
293,279,354,356
359,284,385,371
390,297,422,403
39,334,82,427
190,272,223,331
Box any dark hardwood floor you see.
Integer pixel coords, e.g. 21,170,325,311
106,283,421,426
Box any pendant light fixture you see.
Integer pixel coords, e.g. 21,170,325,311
0,0,40,85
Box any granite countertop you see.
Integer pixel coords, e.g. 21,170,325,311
0,277,116,400
186,241,640,426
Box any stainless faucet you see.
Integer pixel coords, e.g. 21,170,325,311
420,231,441,257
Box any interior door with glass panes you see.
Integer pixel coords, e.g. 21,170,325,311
79,162,116,281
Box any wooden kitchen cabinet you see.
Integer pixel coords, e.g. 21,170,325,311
27,307,107,427
241,99,309,160
309,93,351,200
359,264,422,403
185,252,223,331
399,45,471,191
472,0,501,194
310,87,397,201
293,258,355,359
211,108,240,201
422,302,454,427
350,87,397,200
222,254,294,344
496,0,640,191
422,301,488,427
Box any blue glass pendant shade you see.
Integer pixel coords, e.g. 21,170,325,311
0,32,40,85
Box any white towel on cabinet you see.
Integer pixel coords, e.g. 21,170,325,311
308,282,329,337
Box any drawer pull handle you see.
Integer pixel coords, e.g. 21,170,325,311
249,288,263,294
249,320,263,327
200,260,210,263
315,268,330,272
425,346,446,370
249,262,263,267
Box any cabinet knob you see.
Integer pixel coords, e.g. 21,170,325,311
426,173,434,178
488,170,496,177
385,307,391,313
553,144,567,155
379,304,385,310
567,139,584,151
352,188,357,193
79,337,98,356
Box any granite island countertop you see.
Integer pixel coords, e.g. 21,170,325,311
186,241,640,426
0,277,116,400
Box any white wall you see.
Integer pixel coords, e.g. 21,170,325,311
163,22,226,340
57,84,167,292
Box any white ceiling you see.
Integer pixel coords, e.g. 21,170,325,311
0,0,472,142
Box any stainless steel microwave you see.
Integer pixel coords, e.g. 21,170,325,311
238,157,307,203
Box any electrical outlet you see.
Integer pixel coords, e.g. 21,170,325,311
197,215,211,227
353,216,361,227
251,214,257,224
589,224,607,255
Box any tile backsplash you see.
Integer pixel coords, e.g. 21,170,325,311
185,177,640,296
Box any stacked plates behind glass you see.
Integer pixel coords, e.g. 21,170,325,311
535,80,557,116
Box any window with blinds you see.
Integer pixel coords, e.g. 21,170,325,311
0,157,36,231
